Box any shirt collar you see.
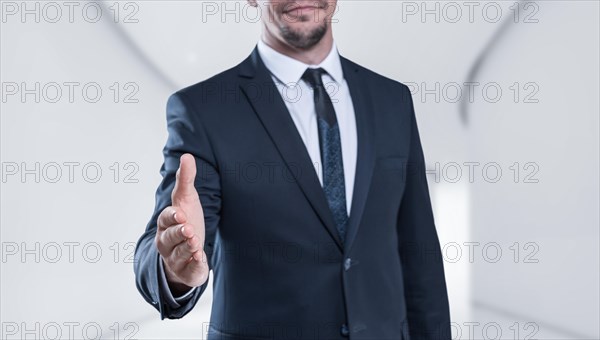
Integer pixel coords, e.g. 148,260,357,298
256,38,344,87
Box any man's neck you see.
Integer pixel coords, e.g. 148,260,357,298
260,31,334,65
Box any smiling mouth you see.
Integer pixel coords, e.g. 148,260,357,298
283,6,321,14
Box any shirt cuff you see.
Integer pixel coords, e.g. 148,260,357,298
158,256,197,308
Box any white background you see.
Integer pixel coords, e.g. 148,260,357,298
1,1,598,339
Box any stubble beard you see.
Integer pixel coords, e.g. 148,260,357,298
278,17,328,50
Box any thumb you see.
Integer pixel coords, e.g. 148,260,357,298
172,153,198,204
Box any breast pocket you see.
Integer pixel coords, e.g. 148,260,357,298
371,156,408,222
373,156,408,194
375,156,407,171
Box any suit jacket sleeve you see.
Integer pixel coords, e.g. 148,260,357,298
397,85,452,339
133,91,221,319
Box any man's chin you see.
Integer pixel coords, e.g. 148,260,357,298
280,24,327,49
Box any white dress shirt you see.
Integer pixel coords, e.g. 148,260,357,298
256,38,357,214
160,39,358,305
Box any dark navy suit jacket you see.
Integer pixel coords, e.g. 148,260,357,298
134,45,451,340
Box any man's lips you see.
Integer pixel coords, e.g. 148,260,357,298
283,5,321,14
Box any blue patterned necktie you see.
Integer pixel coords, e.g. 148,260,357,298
301,67,348,244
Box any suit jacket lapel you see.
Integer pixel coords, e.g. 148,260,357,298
238,45,345,251
340,56,376,255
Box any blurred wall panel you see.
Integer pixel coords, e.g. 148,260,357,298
466,2,600,339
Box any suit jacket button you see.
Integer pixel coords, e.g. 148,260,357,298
344,258,352,271
340,323,350,337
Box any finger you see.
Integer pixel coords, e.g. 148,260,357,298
157,206,187,231
172,153,198,204
169,235,203,269
158,223,194,254
174,249,210,288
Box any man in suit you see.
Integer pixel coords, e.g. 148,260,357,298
134,0,451,339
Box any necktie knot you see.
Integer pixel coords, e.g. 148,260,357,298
301,67,327,88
